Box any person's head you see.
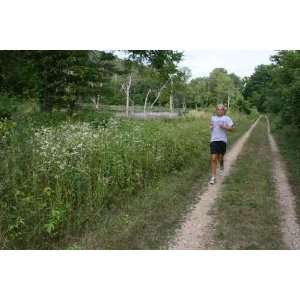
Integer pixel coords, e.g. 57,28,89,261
216,104,226,116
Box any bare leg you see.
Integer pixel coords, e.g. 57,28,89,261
210,154,218,177
219,154,224,169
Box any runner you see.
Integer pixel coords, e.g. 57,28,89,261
209,104,234,184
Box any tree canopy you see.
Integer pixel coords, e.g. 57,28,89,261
243,50,300,129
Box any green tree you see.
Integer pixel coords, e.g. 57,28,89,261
186,77,209,108
208,68,235,105
244,50,300,129
243,64,276,112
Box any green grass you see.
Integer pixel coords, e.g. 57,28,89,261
0,109,256,249
68,164,211,249
270,116,300,223
64,112,256,250
212,117,284,250
0,113,209,249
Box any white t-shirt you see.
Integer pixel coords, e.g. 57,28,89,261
210,115,234,143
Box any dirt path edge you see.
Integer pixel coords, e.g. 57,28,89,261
267,117,300,249
169,117,261,250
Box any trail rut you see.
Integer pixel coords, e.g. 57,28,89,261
267,117,300,249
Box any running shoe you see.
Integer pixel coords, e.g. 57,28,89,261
209,176,216,184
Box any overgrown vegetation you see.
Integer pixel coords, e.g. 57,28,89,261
244,50,300,130
64,111,257,249
0,109,256,249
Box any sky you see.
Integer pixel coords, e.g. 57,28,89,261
179,50,275,79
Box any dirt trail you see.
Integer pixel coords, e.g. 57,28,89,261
267,118,300,249
169,117,261,249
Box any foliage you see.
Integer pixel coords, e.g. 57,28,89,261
208,68,234,104
0,50,256,115
0,94,19,119
127,50,183,75
185,67,248,111
0,50,120,113
244,50,300,130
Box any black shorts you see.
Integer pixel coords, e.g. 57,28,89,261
210,141,227,155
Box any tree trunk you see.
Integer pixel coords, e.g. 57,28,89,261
92,96,100,110
169,77,174,112
144,89,151,114
150,79,169,111
182,97,186,112
169,93,174,112
127,74,132,117
227,94,230,112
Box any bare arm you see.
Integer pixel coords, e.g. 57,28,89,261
219,124,235,132
226,126,235,132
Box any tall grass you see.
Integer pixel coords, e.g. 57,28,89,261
0,110,257,249
0,113,204,248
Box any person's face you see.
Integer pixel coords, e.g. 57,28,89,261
216,108,225,116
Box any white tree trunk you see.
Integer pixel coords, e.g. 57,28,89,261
91,96,100,110
150,79,169,111
169,94,174,112
227,94,230,112
144,89,151,114
126,74,132,117
182,97,186,111
121,74,132,117
169,78,174,112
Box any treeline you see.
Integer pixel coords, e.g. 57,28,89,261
0,50,251,117
0,50,184,115
243,50,300,130
185,68,249,112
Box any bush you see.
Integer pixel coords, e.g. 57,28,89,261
0,94,18,119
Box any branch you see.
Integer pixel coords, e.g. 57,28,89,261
144,89,152,113
150,79,170,110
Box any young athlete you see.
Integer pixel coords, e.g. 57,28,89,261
209,104,234,184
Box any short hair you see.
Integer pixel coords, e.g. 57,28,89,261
216,104,225,110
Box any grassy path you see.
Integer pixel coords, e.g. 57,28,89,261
170,118,260,249
212,117,284,249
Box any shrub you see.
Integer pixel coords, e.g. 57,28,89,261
0,94,18,119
